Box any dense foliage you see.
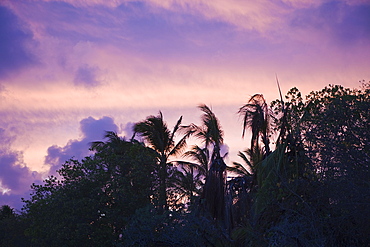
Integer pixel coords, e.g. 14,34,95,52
1,83,369,246
22,134,157,246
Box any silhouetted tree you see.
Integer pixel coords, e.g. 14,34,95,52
17,82,369,246
133,112,190,212
0,205,30,246
239,94,271,156
186,105,228,228
302,84,370,245
22,136,156,246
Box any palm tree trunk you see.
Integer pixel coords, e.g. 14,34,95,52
158,157,168,213
203,156,226,224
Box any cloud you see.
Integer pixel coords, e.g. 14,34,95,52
74,64,101,87
80,116,118,140
45,116,119,175
40,0,125,8
0,5,37,79
0,152,40,202
8,0,370,42
335,3,370,44
289,1,370,45
220,144,229,159
121,122,135,139
0,128,41,210
0,84,5,93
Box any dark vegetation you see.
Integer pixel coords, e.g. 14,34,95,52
1,82,369,246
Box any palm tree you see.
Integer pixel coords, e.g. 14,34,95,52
173,145,209,206
226,145,264,228
239,94,271,157
187,105,227,223
227,144,264,177
90,131,128,154
171,161,204,207
174,106,224,208
182,145,209,177
196,104,224,162
133,112,189,212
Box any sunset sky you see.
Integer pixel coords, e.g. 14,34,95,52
1,0,369,209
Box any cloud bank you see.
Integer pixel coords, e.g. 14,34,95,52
0,6,37,79
0,129,41,210
45,116,119,175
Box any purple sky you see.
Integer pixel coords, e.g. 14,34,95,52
1,0,369,210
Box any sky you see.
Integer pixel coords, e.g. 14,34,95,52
1,0,369,210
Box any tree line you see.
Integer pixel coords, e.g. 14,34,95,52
1,82,369,246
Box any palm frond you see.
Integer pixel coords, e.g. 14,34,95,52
182,145,209,174
198,104,224,149
134,113,172,154
176,160,207,177
227,162,252,177
90,141,105,151
168,134,187,157
239,94,271,155
169,116,183,142
90,131,124,151
237,151,253,170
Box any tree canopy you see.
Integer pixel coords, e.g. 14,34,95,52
1,82,369,246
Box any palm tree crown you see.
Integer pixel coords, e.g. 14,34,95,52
133,112,189,211
239,94,271,156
